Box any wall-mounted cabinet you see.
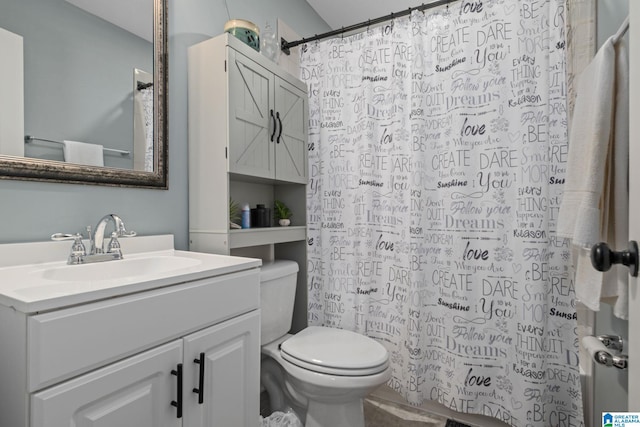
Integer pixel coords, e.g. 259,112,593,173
188,33,309,332
228,49,307,184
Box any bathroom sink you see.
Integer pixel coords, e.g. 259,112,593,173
0,235,261,313
36,254,202,282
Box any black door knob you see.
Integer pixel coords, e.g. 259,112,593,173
590,241,639,277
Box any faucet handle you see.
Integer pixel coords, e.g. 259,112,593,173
107,232,123,259
51,233,86,264
51,232,81,241
117,226,137,238
70,235,87,254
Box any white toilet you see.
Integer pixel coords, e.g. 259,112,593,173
260,260,391,427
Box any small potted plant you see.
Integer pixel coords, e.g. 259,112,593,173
229,198,241,229
274,200,292,226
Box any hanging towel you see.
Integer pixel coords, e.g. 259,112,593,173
62,140,104,167
557,36,629,319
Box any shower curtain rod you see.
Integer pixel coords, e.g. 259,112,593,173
281,0,459,55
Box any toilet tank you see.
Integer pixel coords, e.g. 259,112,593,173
260,260,299,345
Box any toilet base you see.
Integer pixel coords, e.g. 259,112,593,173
261,333,391,427
305,399,365,427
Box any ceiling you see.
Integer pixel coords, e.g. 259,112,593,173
64,0,439,44
307,0,431,30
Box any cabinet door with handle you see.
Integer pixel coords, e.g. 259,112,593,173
228,49,275,180
274,76,308,184
31,340,183,427
182,310,260,427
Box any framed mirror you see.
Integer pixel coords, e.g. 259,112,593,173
0,0,168,188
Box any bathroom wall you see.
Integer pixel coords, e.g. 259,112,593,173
0,0,329,248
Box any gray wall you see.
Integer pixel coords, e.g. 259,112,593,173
0,0,329,248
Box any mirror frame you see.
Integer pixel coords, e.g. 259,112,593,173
0,0,168,189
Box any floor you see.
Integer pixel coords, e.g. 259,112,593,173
261,390,472,427
363,395,449,427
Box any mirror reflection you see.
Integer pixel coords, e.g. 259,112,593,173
0,0,154,171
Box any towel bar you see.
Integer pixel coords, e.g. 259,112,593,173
24,135,130,156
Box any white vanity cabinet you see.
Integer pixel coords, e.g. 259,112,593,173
0,245,261,427
31,312,259,427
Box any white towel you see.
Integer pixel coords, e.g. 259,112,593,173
557,36,629,319
62,140,104,167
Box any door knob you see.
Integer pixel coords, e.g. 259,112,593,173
590,241,639,277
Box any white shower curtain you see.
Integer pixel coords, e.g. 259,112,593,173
133,86,154,172
300,1,583,426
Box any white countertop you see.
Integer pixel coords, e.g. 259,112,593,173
0,235,261,313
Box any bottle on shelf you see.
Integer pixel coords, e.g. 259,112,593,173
241,203,251,229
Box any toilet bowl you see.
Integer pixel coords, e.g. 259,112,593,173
259,260,391,427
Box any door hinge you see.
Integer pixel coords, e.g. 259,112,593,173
224,60,227,72
225,147,228,158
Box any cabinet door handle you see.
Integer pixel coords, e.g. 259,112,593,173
192,352,205,404
276,111,283,144
171,363,183,418
270,109,277,142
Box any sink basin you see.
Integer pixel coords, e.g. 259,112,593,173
0,235,261,313
37,255,202,282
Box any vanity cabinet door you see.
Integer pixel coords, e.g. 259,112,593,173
182,310,260,427
228,49,275,180
31,340,183,427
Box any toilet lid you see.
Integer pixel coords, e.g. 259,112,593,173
280,326,389,376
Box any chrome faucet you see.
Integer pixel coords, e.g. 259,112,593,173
90,214,136,255
52,214,136,264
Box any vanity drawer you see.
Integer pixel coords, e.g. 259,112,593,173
27,268,259,392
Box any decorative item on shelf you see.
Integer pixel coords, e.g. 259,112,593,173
224,19,260,51
251,204,271,227
261,21,278,62
229,198,241,229
241,203,251,229
274,200,292,226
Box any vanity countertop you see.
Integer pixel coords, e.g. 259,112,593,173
0,235,261,313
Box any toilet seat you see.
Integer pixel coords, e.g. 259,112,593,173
280,326,389,376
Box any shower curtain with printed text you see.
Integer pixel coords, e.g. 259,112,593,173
300,1,583,426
